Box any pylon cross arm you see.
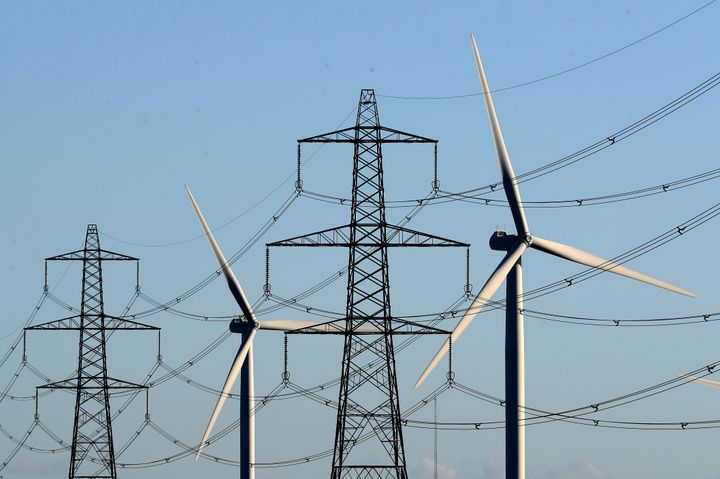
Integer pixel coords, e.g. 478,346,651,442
299,126,437,144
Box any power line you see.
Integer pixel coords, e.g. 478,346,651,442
305,71,720,210
522,309,720,328
301,165,720,209
100,106,357,249
263,198,720,330
47,69,720,332
378,0,718,100
404,369,720,431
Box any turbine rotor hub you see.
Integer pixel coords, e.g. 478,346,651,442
523,233,534,246
489,231,533,250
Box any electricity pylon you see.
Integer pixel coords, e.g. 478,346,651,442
268,89,468,479
26,224,158,479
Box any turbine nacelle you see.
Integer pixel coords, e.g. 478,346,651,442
229,318,256,334
489,230,533,251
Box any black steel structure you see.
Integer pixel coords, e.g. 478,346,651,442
26,224,158,479
268,90,467,479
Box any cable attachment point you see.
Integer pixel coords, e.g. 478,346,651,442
446,336,455,385
282,334,290,384
264,248,271,297
432,143,440,192
295,143,303,192
464,248,472,298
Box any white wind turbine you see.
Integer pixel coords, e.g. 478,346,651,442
185,186,381,477
414,36,695,479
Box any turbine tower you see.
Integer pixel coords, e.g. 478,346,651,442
415,36,695,479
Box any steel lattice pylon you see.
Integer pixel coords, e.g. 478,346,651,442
26,225,157,479
268,90,467,479
332,90,405,479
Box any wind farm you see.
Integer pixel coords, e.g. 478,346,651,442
2,2,720,479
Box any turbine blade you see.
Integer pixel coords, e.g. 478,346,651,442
415,241,527,388
185,185,256,321
530,235,695,297
196,328,257,459
685,375,720,388
470,34,529,236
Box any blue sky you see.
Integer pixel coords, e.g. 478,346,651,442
2,1,719,478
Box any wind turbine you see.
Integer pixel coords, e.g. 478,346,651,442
185,186,381,478
414,36,695,479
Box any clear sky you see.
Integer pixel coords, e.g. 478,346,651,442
2,1,719,478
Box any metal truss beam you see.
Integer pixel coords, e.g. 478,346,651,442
299,125,437,144
27,315,157,331
268,223,468,248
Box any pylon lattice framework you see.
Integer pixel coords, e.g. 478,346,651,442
26,224,158,479
268,89,468,479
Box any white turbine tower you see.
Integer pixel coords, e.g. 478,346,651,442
186,186,381,477
415,36,695,479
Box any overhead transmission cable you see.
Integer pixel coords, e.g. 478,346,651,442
404,361,720,431
267,199,720,326
101,105,357,248
121,197,720,334
307,70,720,209
52,69,720,326
303,163,720,208
379,0,717,100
